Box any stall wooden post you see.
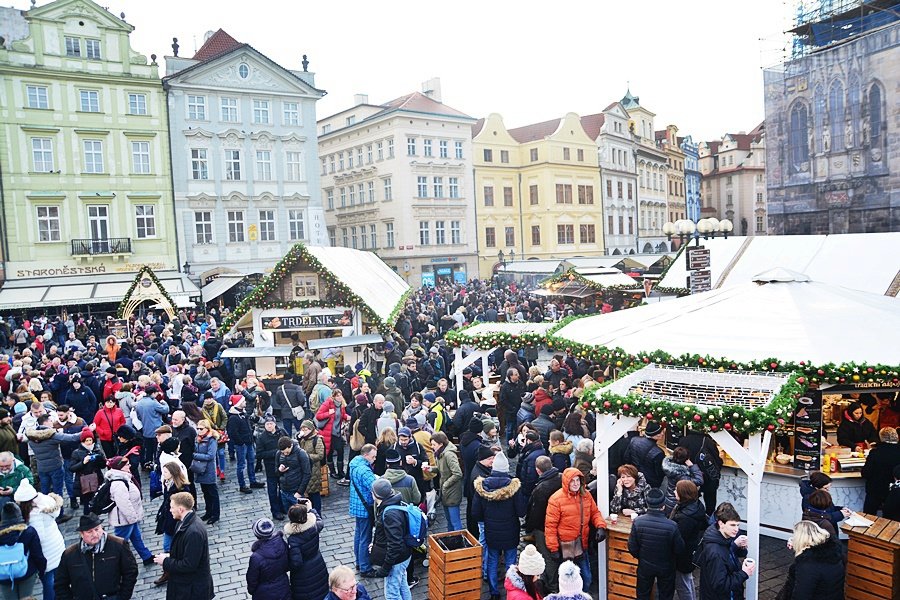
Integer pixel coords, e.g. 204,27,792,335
840,513,900,599
427,529,482,600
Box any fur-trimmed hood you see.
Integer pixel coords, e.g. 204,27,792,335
34,492,63,515
662,457,692,479
0,523,26,537
283,513,318,535
25,427,56,442
504,564,528,592
550,441,573,456
474,475,521,501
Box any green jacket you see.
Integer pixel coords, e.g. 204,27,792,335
0,424,19,458
436,442,463,507
0,460,34,492
297,432,325,496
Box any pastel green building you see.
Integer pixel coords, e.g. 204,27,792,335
0,0,191,311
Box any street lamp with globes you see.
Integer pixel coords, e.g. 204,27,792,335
664,217,733,247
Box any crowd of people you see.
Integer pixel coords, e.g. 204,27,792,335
0,278,871,600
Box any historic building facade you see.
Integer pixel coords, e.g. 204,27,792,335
472,112,603,278
681,135,702,222
318,80,478,286
0,0,179,288
164,29,325,284
656,125,687,225
594,102,639,255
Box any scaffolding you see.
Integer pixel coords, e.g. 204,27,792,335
790,0,900,57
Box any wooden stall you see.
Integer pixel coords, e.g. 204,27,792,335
840,513,900,600
606,517,642,600
427,530,482,600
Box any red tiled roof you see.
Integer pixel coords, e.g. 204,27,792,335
380,91,471,119
507,117,562,143
580,113,605,140
193,29,241,61
472,118,485,137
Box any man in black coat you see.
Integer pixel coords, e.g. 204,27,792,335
393,427,429,499
499,368,525,442
256,415,288,519
862,426,900,513
525,456,563,591
451,390,478,435
154,491,214,600
624,420,666,489
627,488,685,600
56,514,138,600
358,395,384,445
269,378,306,437
171,410,197,494
531,404,557,450
276,436,311,514
369,478,413,597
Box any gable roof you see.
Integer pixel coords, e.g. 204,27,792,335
472,118,485,137
193,28,241,61
380,91,472,119
27,0,133,32
507,117,562,143
580,113,605,140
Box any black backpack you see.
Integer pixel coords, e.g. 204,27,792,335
697,437,721,482
89,479,126,515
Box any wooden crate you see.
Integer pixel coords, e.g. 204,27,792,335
427,529,482,600
607,518,650,600
320,465,330,497
841,513,900,600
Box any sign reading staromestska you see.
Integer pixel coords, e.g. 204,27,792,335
261,311,352,331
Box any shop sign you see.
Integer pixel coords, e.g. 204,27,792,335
430,257,458,263
687,270,711,294
792,390,823,470
686,246,711,271
436,267,452,276
261,311,352,330
421,272,435,287
108,319,129,340
453,270,466,284
11,260,171,280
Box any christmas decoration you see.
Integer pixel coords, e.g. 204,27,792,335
538,268,640,293
116,265,177,319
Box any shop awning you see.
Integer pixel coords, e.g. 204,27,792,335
221,346,294,358
307,334,383,350
201,276,245,304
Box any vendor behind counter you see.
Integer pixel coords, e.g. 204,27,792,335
837,401,879,449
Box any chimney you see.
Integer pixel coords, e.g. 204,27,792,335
667,124,678,145
421,77,442,103
354,93,369,106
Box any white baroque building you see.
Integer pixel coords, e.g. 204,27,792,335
164,30,326,285
594,101,640,254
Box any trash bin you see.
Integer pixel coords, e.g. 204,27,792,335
427,529,482,600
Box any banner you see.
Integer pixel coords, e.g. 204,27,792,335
261,311,352,331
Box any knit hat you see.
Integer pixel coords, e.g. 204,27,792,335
646,488,665,509
13,403,25,415
483,421,496,435
384,342,394,351
230,394,243,406
385,449,402,466
477,445,495,462
160,438,180,454
644,420,663,437
384,377,396,388
262,413,276,424
405,418,420,431
1,503,23,527
355,394,368,406
300,420,315,432
517,544,546,576
557,560,585,595
0,408,8,419
372,478,393,500
13,479,38,503
252,518,277,539
106,367,117,375
383,401,394,414
540,404,554,416
423,392,436,404
80,428,94,442
468,419,484,434
492,449,510,475
398,427,411,437
106,456,128,470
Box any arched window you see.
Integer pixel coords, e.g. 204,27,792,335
870,83,883,142
813,85,825,152
829,80,844,149
789,102,809,172
848,75,860,146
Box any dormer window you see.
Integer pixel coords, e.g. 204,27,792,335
238,64,250,79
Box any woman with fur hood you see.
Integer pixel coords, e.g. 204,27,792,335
544,560,592,600
284,500,329,600
15,480,63,600
503,544,544,600
661,446,704,511
0,502,45,598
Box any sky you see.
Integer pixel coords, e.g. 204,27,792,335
49,0,794,141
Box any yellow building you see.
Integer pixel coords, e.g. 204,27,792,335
472,113,603,278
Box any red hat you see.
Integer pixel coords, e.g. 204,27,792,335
229,394,243,406
80,428,94,442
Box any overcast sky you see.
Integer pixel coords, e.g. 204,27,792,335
48,0,793,141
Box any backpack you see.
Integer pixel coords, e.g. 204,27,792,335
697,437,721,482
89,479,126,515
0,531,28,584
383,502,428,548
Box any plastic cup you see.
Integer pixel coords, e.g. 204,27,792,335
609,513,618,524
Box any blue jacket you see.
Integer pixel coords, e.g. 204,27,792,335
192,436,218,485
799,478,844,527
0,524,45,582
348,456,376,519
133,397,169,439
515,442,546,498
226,408,253,446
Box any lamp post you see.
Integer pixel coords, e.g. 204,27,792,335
663,217,733,295
509,249,516,263
497,249,506,268
182,261,191,275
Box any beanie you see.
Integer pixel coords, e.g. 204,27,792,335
644,420,663,437
0,408,7,420
468,419,484,434
516,544,546,576
477,445,495,462
557,560,586,595
80,428,94,443
491,450,510,475
423,392,436,404
160,437,180,454
300,420,315,432
483,421,496,435
372,478,393,500
405,418,420,431
383,401,394,414
540,404,554,416
385,449,401,466
355,393,368,406
252,518,276,539
106,456,128,470
646,488,665,509
13,480,38,503
384,376,396,388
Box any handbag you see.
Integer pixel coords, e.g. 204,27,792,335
282,386,305,421
190,458,209,476
130,409,142,431
559,495,585,561
80,472,100,494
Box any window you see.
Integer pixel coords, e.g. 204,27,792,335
367,181,375,203
756,215,765,233
500,150,509,163
252,99,270,124
349,186,356,206
504,186,513,207
440,140,448,158
369,224,377,249
869,84,882,141
628,216,634,234
756,192,764,203
451,221,461,245
187,95,206,120
347,152,353,169
82,139,103,173
286,151,302,181
449,177,460,198
483,186,494,206
191,149,208,180
531,225,541,245
618,216,624,234
26,85,49,109
419,221,430,245
377,142,384,161
828,80,844,150
37,206,60,242
340,189,347,208
433,176,444,198
577,148,584,161
617,181,623,198
483,149,493,162
128,93,147,115
608,215,614,235
194,211,213,244
367,145,373,163
417,176,428,198
135,205,156,238
342,228,349,247
529,185,539,205
386,222,395,248
530,148,538,161
339,153,344,170
388,139,394,158
220,97,238,122
359,225,367,249
455,141,463,159
346,116,356,126
65,36,81,57
789,102,809,172
131,141,150,174
424,139,433,157
357,147,363,166
577,185,594,204
283,102,300,126
504,226,515,247
258,210,276,241
813,86,825,152
435,221,446,245
328,227,336,246
627,183,633,200
557,224,574,245
227,211,245,242
579,224,595,243
254,151,271,180
563,147,571,160
407,137,417,156
225,150,241,180
85,39,101,59
384,178,393,200
79,90,99,112
326,189,334,210
555,183,572,204
607,180,613,198
485,227,496,248
358,184,365,205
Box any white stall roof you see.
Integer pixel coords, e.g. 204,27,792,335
553,269,900,365
307,334,383,350
201,276,245,304
460,322,555,337
498,260,562,274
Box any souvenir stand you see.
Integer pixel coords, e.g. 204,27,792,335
534,268,642,312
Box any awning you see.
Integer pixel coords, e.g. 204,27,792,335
307,334,383,350
221,346,294,358
201,276,245,304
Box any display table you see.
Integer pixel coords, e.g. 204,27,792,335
606,517,641,600
840,513,900,600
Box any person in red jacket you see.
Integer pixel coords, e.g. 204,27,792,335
102,367,123,402
315,390,350,481
93,397,126,457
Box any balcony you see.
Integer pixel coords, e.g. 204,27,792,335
70,238,132,256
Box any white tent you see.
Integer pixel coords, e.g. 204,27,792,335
554,268,900,365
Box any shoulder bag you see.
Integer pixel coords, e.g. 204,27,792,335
282,385,305,421
559,494,585,561
350,475,374,522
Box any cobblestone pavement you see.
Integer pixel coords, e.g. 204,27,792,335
34,457,799,600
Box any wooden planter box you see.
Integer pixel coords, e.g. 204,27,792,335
427,529,482,600
320,465,330,497
841,512,900,600
607,518,644,600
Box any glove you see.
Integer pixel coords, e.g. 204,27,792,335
596,528,607,543
372,566,389,578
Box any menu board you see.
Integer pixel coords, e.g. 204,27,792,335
793,390,823,469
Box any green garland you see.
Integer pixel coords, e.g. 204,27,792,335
116,265,177,318
539,268,639,293
654,242,691,296
220,243,412,334
445,314,590,350
580,368,807,434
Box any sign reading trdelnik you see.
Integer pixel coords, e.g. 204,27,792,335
261,311,352,330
